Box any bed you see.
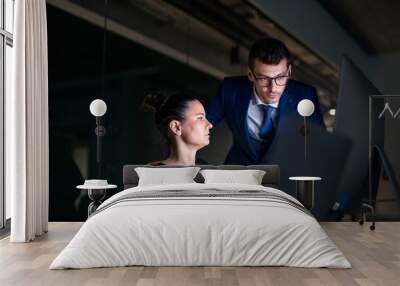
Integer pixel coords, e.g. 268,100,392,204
50,165,351,269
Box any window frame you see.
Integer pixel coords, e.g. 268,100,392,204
0,0,13,230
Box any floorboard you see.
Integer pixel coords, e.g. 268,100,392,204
1,222,399,286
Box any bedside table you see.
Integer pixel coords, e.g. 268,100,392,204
77,182,117,217
289,176,321,210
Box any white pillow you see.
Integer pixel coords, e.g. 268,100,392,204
200,169,266,185
135,167,200,186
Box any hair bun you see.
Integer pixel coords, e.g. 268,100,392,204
141,92,166,112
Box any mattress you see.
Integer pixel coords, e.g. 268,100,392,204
50,183,351,269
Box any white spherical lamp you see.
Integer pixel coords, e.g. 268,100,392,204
297,99,315,117
90,99,107,117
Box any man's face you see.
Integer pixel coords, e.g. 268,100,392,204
247,58,291,104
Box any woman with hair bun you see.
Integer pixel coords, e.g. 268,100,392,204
142,92,213,166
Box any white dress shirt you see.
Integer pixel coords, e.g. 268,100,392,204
247,88,279,142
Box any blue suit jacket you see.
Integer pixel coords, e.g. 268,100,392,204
205,76,324,165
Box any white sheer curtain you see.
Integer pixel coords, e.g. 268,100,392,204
6,0,49,242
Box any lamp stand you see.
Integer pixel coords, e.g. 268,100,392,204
304,116,307,161
95,117,106,178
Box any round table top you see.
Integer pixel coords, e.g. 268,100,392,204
76,184,117,190
289,176,322,181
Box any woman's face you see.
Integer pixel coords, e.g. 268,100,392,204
180,100,213,148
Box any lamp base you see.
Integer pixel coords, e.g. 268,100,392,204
298,125,309,136
87,189,107,216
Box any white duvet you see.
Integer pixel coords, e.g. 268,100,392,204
50,183,351,269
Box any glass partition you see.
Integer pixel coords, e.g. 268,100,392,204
369,95,400,220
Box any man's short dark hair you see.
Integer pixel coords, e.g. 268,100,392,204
248,38,291,69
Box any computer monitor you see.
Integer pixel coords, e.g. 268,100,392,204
264,113,351,220
333,55,383,214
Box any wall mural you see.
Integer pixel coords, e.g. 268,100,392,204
47,2,399,224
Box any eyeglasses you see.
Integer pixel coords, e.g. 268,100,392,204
251,69,290,86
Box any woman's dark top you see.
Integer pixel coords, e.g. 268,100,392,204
148,162,166,166
148,158,209,166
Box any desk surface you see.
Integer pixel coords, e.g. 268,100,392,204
76,184,117,190
289,176,322,181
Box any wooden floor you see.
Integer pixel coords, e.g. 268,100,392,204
1,222,400,286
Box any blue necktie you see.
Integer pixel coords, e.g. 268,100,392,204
259,105,276,140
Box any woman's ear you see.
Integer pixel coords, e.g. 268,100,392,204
169,120,182,136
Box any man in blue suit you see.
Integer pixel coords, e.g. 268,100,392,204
206,38,324,165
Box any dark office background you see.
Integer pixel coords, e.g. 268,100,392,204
47,1,400,221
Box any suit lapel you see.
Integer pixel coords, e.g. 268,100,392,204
275,80,296,135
